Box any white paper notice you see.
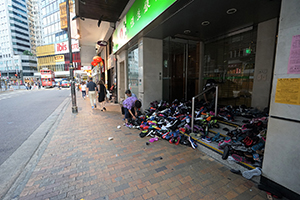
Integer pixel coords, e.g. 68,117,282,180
288,34,300,74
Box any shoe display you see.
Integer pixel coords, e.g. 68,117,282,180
119,98,269,169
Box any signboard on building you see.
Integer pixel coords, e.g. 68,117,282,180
55,40,79,54
55,55,65,62
59,0,74,30
107,54,116,70
113,0,177,52
82,66,91,71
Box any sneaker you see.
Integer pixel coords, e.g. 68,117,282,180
218,138,232,149
103,107,106,111
222,145,230,160
188,136,198,149
92,106,94,109
162,131,170,139
139,130,148,138
94,104,97,108
201,136,212,143
146,130,155,137
126,124,133,128
165,132,173,140
175,136,181,145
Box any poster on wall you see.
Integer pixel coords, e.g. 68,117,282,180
275,78,300,105
287,34,300,74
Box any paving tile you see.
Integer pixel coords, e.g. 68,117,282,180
15,99,266,200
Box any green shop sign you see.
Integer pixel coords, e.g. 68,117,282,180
113,0,176,52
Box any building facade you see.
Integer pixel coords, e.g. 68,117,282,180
36,0,81,80
27,0,42,56
0,0,37,83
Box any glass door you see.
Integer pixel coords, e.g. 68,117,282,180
163,37,199,103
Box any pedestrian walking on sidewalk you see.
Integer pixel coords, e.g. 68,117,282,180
81,81,86,99
97,80,106,111
86,77,97,109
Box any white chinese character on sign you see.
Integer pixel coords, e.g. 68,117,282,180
144,0,150,13
137,8,141,21
130,16,134,28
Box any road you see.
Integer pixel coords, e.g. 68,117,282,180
0,88,70,166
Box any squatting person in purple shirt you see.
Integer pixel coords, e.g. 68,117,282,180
122,95,141,125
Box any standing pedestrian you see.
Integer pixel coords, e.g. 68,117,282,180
97,80,106,111
86,77,97,109
81,81,86,99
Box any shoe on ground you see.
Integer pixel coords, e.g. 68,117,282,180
230,169,242,175
188,136,198,149
242,167,262,179
94,104,97,108
92,106,94,109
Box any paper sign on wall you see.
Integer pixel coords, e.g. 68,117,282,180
288,35,300,74
275,78,300,105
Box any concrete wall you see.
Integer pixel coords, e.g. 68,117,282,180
140,37,163,110
262,0,300,195
80,45,95,66
251,18,278,110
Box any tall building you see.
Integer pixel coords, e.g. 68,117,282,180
27,0,42,55
36,0,81,80
0,0,37,83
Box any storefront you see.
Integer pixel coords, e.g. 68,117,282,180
111,0,300,199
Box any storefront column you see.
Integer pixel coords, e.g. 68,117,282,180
117,50,127,103
262,0,300,198
251,18,278,110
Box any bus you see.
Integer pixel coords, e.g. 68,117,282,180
40,68,55,87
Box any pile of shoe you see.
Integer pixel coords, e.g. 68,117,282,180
218,117,268,166
124,99,219,149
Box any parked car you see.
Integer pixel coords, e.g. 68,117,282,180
61,81,70,88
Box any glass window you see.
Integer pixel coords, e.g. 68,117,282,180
127,46,139,96
54,12,57,21
203,28,257,107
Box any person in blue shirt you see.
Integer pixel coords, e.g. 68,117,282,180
125,89,137,98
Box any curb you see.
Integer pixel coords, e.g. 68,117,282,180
0,97,71,200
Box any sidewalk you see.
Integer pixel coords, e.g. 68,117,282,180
17,95,267,200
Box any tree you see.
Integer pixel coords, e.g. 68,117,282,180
23,50,34,56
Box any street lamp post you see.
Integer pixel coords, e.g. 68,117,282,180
5,62,9,90
66,0,78,113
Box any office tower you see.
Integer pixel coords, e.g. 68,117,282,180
0,0,37,83
37,0,81,80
